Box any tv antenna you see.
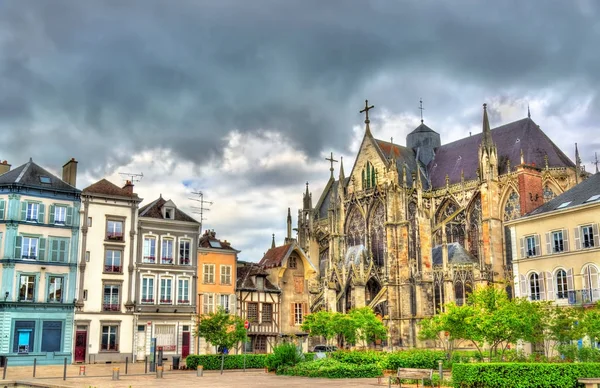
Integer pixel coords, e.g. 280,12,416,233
189,190,213,230
118,172,144,183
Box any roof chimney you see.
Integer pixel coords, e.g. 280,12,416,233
122,180,134,194
62,158,78,187
0,160,11,176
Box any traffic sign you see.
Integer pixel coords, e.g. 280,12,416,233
244,320,249,329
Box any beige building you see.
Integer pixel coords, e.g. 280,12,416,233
506,172,600,306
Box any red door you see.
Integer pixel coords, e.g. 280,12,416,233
182,331,190,359
75,331,87,363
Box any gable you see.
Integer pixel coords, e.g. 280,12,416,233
347,132,389,196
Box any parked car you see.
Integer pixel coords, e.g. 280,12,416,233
312,345,338,352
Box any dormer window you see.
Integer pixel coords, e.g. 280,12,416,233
164,208,174,219
256,276,264,290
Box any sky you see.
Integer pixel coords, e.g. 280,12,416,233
1,1,599,261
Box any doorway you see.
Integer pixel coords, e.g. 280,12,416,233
74,331,87,363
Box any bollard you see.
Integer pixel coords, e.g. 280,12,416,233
79,365,86,376
2,357,7,380
438,359,443,381
145,357,148,374
156,366,163,379
63,357,67,381
33,358,37,378
112,367,120,381
196,365,203,377
125,356,128,375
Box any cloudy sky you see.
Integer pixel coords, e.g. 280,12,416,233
1,1,599,261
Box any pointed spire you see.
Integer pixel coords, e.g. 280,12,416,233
339,156,345,180
271,234,276,249
594,152,599,174
360,99,375,136
286,207,292,240
527,104,531,119
303,182,311,210
544,154,549,170
482,103,493,148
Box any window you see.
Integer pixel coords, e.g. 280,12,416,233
41,321,62,352
19,275,35,302
177,278,190,304
104,249,122,273
0,199,5,220
179,240,191,265
556,269,568,299
87,217,92,227
13,321,35,353
103,284,120,311
294,276,304,294
106,220,124,241
220,265,232,285
256,276,264,290
203,264,215,284
219,294,229,312
255,336,267,353
262,303,273,323
83,289,88,300
160,278,173,304
585,194,600,203
53,206,66,224
101,325,119,351
161,238,174,264
525,236,537,256
85,251,90,262
141,277,155,303
362,161,377,190
247,302,258,323
552,230,565,253
556,201,571,209
155,324,176,351
21,237,39,260
582,225,595,248
582,264,600,304
48,276,63,303
26,202,39,222
293,303,305,325
529,273,541,301
288,256,297,269
164,208,174,219
48,238,69,262
143,237,156,263
202,293,215,314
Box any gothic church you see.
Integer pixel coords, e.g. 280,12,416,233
297,101,583,347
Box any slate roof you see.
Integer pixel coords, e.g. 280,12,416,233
259,244,293,268
428,117,575,189
526,172,600,217
432,243,479,266
139,196,199,223
409,122,437,134
376,140,430,189
236,264,280,292
198,231,237,251
83,178,140,199
0,159,80,193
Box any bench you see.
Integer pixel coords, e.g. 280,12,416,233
578,378,600,388
387,367,434,388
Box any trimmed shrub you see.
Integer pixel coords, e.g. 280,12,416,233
265,342,303,372
278,358,383,378
185,354,267,370
304,352,317,361
452,362,600,388
383,349,447,370
329,350,385,366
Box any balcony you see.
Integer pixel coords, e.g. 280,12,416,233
102,303,120,312
104,265,122,273
567,289,600,306
141,298,155,304
161,257,173,265
179,257,190,265
106,232,124,242
21,255,37,260
143,256,156,264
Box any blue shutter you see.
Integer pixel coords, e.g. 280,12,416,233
49,205,55,224
20,202,27,221
59,240,68,262
0,200,5,220
48,239,57,262
38,238,47,261
66,207,73,226
38,204,45,223
14,236,22,259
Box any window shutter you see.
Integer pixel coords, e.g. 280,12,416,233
519,238,525,258
60,240,68,262
519,274,527,297
563,229,569,252
593,224,600,247
590,266,600,301
48,238,57,262
38,238,47,261
229,294,237,315
203,265,209,284
534,235,541,256
14,236,22,258
303,302,308,319
49,205,55,224
20,202,27,221
0,200,5,220
290,303,295,326
38,204,45,223
545,232,551,255
545,271,554,300
66,207,73,226
574,227,581,250
538,273,546,301
566,268,574,292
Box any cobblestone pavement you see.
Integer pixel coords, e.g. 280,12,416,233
0,362,434,388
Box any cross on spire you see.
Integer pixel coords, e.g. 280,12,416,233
419,98,425,123
325,152,338,178
360,99,375,123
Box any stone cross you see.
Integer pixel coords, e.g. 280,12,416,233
360,100,375,123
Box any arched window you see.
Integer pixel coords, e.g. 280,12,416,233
369,202,385,267
362,162,377,190
468,196,482,259
433,270,445,313
455,281,464,306
555,269,568,299
582,264,599,303
504,191,521,221
346,207,365,248
529,273,541,301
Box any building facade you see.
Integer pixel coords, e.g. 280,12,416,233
74,179,142,363
0,158,80,365
133,196,200,361
297,102,583,347
196,229,238,354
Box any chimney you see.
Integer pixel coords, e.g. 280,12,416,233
62,158,78,187
0,160,11,175
122,180,134,194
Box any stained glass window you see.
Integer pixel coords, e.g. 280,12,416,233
369,202,385,267
503,191,521,221
346,207,365,248
468,196,481,259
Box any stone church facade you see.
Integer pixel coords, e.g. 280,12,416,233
297,102,584,347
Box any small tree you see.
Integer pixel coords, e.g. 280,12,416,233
349,307,388,348
194,307,247,373
301,310,337,345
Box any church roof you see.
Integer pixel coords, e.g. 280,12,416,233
0,159,80,193
409,122,437,134
139,196,199,223
83,178,140,199
526,172,600,217
259,244,293,268
376,140,430,189
428,117,575,188
432,243,479,265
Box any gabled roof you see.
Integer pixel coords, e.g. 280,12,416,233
376,140,430,189
236,264,280,292
83,178,140,199
259,244,293,268
138,196,199,223
526,172,600,217
0,159,80,193
409,122,437,134
428,117,575,189
432,243,479,265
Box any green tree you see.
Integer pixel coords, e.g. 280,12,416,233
349,307,388,348
301,310,337,345
331,312,358,346
581,302,600,345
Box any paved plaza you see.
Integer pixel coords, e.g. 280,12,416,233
0,362,434,388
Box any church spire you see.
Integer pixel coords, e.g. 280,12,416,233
286,208,292,240
575,143,582,184
360,99,374,136
527,104,531,119
339,156,345,181
482,103,493,149
271,233,276,249
303,182,312,210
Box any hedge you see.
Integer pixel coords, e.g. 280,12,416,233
452,363,600,388
185,354,268,370
278,358,383,378
329,349,446,370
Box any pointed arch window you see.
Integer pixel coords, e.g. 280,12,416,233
408,201,418,264
433,269,445,313
468,196,482,259
369,202,385,267
504,191,521,221
362,162,377,190
346,207,365,248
